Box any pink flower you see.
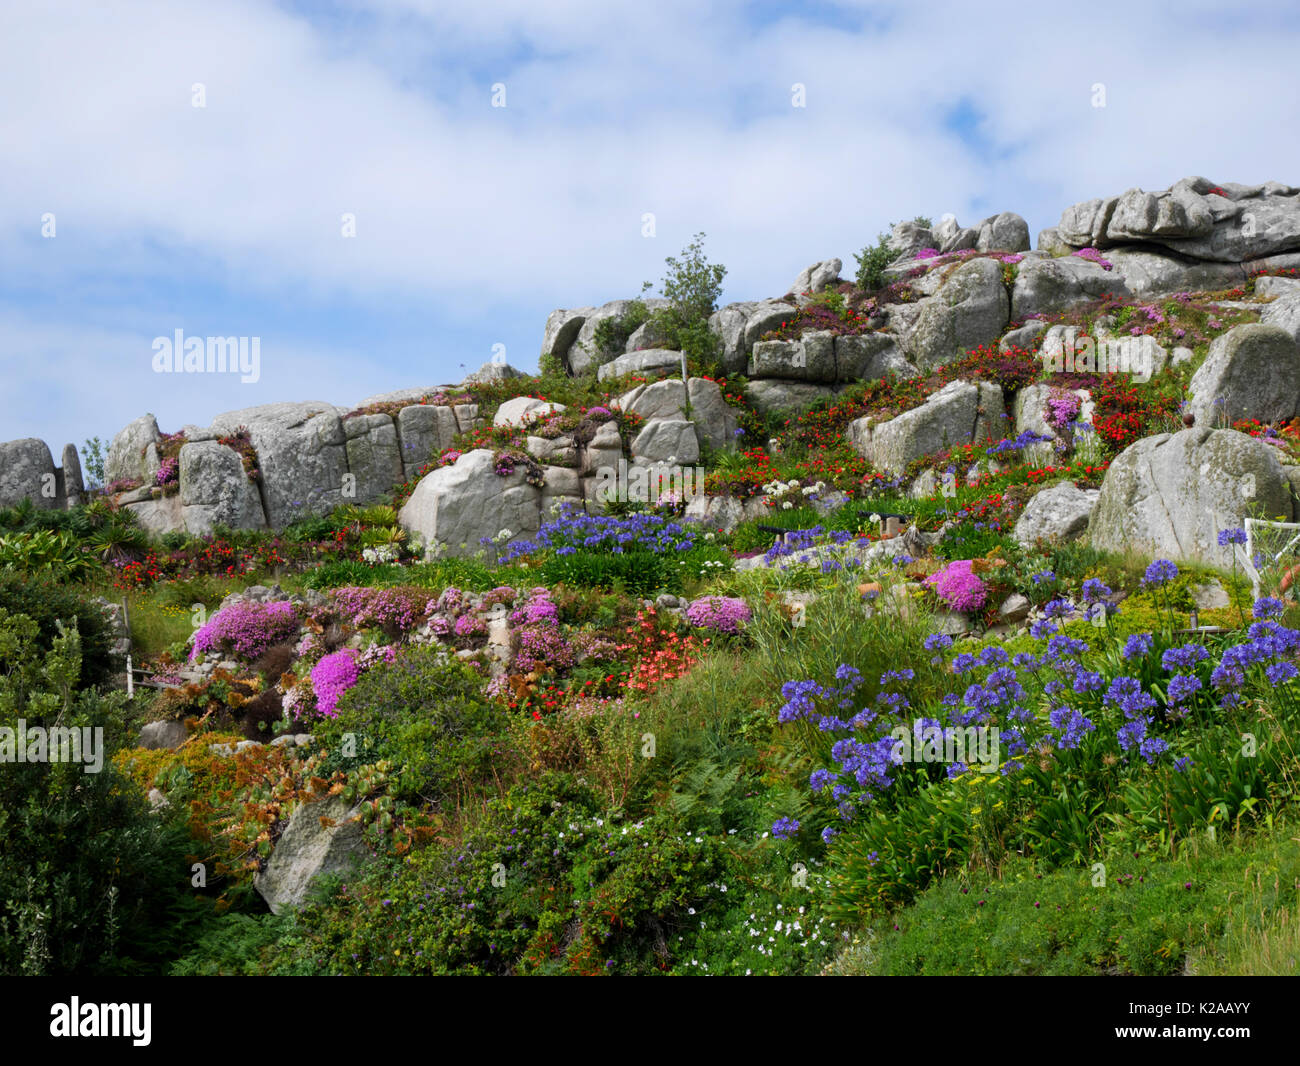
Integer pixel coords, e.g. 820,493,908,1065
925,560,987,613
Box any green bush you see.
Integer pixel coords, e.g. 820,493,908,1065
314,646,503,806
539,549,672,595
0,571,116,687
853,230,895,291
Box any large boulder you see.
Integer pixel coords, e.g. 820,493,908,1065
742,299,799,351
750,331,837,382
61,444,85,508
344,414,404,503
684,493,771,533
1261,293,1300,345
398,449,542,555
253,795,370,916
976,212,1031,253
542,306,595,365
835,334,917,381
1185,324,1300,426
1011,255,1130,320
567,298,671,376
1013,482,1099,547
708,301,758,374
493,397,566,428
847,380,1004,475
0,439,57,509
209,403,349,526
789,258,842,301
597,348,683,381
746,380,839,415
460,361,524,387
105,414,161,486
397,404,459,478
1057,178,1300,262
630,420,699,464
615,378,738,452
1102,248,1245,295
1089,428,1294,567
897,258,1010,371
179,440,267,534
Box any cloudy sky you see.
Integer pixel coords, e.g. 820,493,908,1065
3,0,1300,463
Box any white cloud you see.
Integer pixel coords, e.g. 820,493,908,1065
1,0,1298,450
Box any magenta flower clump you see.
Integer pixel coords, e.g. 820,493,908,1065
311,649,361,718
190,600,299,661
925,559,987,613
155,456,179,487
685,595,752,634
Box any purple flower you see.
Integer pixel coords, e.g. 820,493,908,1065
1254,596,1286,620
311,649,361,718
1122,633,1154,660
684,595,752,635
1142,559,1179,586
1161,643,1209,672
1218,527,1247,547
924,559,987,613
1166,673,1202,705
190,600,299,661
771,817,801,840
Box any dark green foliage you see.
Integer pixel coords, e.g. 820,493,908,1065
0,572,116,687
539,550,672,595
854,230,895,291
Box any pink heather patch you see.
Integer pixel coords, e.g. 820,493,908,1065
684,595,752,634
924,559,987,613
311,649,361,718
190,600,299,661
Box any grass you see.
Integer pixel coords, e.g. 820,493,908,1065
829,819,1300,976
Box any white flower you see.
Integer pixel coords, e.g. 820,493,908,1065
704,532,715,542
869,513,882,525
782,501,794,510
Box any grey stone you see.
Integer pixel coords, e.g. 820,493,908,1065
209,402,349,527
527,435,577,466
897,258,1010,371
708,302,758,374
398,449,542,555
179,440,267,534
1011,255,1130,320
1185,324,1300,426
742,299,799,351
1103,249,1245,295
105,414,161,485
750,331,838,382
1190,581,1231,609
139,720,188,750
1261,293,1300,345
683,493,771,533
835,334,918,381
630,420,699,464
1013,482,1099,547
624,318,676,354
253,795,370,916
0,438,57,509
493,397,566,428
998,593,1032,623
746,380,839,415
597,348,684,382
542,306,595,366
397,404,459,478
847,380,1004,475
343,414,404,502
61,444,85,508
1089,428,1294,567
999,319,1049,352
686,378,740,452
975,212,1030,253
460,361,524,387
790,258,842,301
889,220,936,260
1256,276,1300,298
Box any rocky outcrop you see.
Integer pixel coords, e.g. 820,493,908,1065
896,258,1010,371
253,795,370,916
398,449,542,555
179,440,267,534
0,439,58,510
1013,482,1099,547
1089,428,1294,567
847,380,1003,475
1185,324,1300,426
1011,255,1130,319
1057,178,1300,263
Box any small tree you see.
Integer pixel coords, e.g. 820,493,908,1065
81,436,106,490
645,233,727,376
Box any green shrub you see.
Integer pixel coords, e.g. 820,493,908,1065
539,550,672,595
853,231,895,291
314,646,504,806
0,571,116,687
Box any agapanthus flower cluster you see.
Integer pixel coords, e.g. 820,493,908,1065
190,600,299,661
499,504,696,561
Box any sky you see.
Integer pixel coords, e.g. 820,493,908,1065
3,0,1300,463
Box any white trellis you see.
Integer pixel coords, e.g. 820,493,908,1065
1238,518,1300,600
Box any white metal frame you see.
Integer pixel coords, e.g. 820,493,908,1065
1239,518,1300,600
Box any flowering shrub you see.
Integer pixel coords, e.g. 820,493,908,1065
500,505,697,561
333,586,430,635
190,600,299,661
1045,388,1082,433
154,456,179,488
515,624,575,673
1072,247,1113,271
684,596,752,634
311,649,361,718
924,559,987,613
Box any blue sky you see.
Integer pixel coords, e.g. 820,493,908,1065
3,0,1300,460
